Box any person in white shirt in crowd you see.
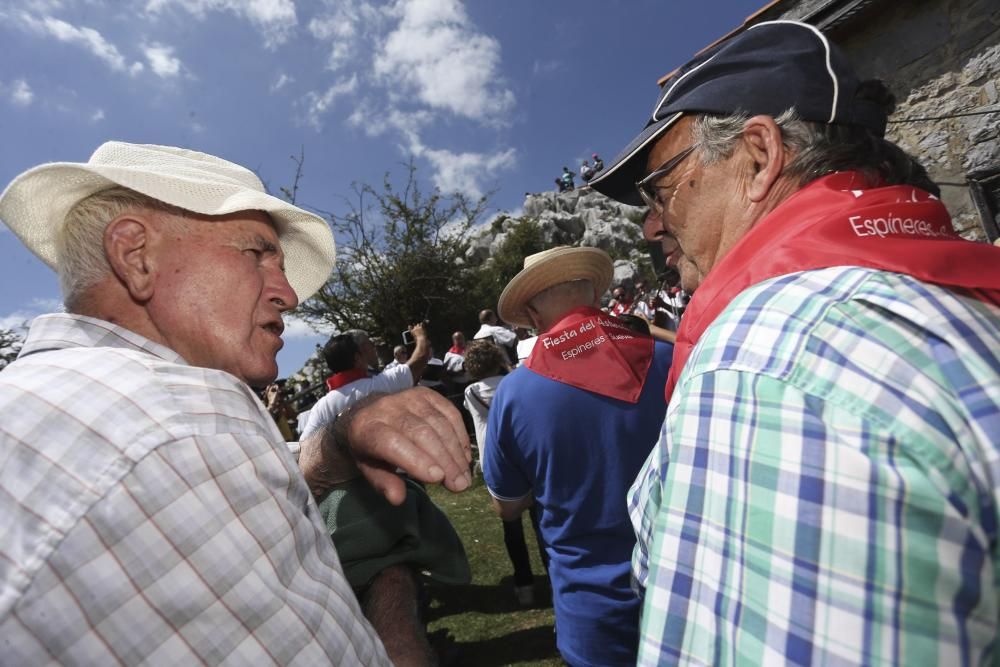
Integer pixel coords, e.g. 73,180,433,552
302,325,431,439
514,326,537,366
442,330,468,381
0,142,472,667
385,343,408,371
473,308,517,363
632,290,658,324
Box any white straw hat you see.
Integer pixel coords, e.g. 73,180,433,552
0,141,335,302
498,246,614,329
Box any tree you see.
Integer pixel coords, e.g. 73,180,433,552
295,162,489,353
0,328,24,371
468,216,547,318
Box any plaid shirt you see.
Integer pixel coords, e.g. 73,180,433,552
630,267,1000,666
0,314,389,666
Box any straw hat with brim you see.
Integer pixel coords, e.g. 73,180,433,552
498,246,614,329
0,141,335,302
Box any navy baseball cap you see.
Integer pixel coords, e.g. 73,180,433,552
589,20,888,206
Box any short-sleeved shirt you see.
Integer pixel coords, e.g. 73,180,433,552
484,341,673,667
301,365,412,438
463,375,503,447
0,313,389,665
630,267,1000,666
473,323,517,347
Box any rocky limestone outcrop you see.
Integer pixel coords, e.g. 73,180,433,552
467,187,651,284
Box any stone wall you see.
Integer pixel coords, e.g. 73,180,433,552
768,0,1000,240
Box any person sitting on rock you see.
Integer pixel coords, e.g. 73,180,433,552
580,160,595,182
591,153,604,172
560,166,575,191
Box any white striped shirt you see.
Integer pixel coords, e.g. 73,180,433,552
0,313,390,666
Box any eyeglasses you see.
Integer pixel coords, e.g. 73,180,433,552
635,145,696,215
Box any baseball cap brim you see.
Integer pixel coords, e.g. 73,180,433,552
588,111,683,206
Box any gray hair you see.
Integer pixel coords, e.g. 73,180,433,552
343,329,370,347
690,106,938,196
57,186,192,310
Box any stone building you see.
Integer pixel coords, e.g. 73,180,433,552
663,0,1000,241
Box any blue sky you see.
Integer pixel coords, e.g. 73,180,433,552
0,0,764,376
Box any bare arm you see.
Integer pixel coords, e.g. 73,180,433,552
299,387,472,506
490,494,533,522
404,323,432,383
647,324,677,344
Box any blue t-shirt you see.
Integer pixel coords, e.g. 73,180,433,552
484,341,672,667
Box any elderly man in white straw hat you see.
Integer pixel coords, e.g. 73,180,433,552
482,245,673,667
0,142,471,665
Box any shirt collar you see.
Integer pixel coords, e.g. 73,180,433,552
19,313,188,366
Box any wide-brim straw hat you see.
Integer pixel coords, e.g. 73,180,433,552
0,141,335,302
498,246,613,329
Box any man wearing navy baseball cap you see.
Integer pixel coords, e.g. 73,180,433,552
590,20,1000,666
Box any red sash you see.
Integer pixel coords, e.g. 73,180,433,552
666,171,1000,401
326,367,367,391
448,345,465,356
525,306,654,403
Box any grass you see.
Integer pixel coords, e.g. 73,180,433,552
423,477,563,667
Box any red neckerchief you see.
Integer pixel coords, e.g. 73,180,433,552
326,367,368,391
666,171,1000,401
610,298,633,316
447,345,465,355
525,306,654,403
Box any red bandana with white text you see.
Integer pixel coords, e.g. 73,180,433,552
525,306,654,403
666,171,1000,401
326,367,368,391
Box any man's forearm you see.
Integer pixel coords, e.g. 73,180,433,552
299,394,387,500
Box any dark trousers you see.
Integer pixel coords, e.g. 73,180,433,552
502,504,549,586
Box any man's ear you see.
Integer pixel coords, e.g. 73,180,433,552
104,214,157,301
740,115,787,203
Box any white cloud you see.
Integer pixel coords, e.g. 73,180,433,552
142,42,182,78
0,299,64,332
10,79,34,107
16,12,143,73
419,145,517,200
308,0,382,72
532,59,562,77
307,0,518,198
271,72,294,93
145,0,297,48
373,0,514,124
283,315,336,340
90,108,105,122
300,75,358,130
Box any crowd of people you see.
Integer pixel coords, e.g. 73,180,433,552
2,19,999,667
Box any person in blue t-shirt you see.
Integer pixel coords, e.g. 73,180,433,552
483,246,672,667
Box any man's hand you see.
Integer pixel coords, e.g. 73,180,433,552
300,387,472,506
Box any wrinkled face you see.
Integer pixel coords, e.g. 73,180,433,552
641,116,737,292
147,210,297,387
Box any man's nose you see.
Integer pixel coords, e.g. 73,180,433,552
642,210,666,242
270,272,299,312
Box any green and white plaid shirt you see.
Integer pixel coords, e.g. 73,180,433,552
630,266,1000,666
